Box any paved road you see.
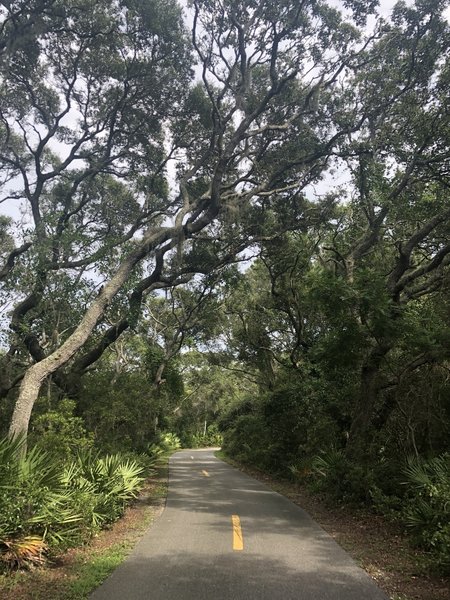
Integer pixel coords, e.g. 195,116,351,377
91,449,388,600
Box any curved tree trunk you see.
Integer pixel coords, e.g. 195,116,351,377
8,227,170,441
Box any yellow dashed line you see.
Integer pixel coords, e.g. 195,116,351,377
232,515,244,551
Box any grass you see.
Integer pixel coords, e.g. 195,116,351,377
0,542,133,600
66,542,131,599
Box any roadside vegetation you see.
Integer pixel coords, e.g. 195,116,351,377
215,249,450,575
217,452,449,600
0,449,170,600
0,431,180,572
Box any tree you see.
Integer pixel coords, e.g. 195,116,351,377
0,0,192,436
214,0,450,467
327,0,450,455
2,0,379,441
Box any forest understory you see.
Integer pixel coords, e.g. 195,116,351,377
0,462,169,600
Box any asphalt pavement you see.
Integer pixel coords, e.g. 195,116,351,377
90,448,388,600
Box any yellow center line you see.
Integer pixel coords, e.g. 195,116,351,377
202,470,210,477
232,515,244,551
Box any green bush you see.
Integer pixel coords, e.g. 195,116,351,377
222,414,276,470
0,436,147,570
189,424,223,448
310,449,375,503
287,457,314,482
62,449,146,529
121,450,160,474
78,371,170,454
0,436,82,567
401,454,450,573
146,443,165,462
158,432,181,452
30,398,94,461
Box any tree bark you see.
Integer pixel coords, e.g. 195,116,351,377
8,226,171,441
346,343,391,460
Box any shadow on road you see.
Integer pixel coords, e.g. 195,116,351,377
91,451,387,600
91,549,386,600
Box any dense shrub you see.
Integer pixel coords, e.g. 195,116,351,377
30,398,94,461
0,436,81,567
78,371,174,454
222,413,277,470
188,424,223,448
61,450,146,532
0,436,148,570
309,450,376,503
401,454,450,573
291,450,450,572
157,432,182,452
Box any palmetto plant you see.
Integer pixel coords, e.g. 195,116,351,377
310,449,374,503
62,449,145,526
311,449,347,479
147,443,165,463
402,454,450,571
98,454,145,501
0,437,147,569
158,433,182,452
0,436,81,568
0,536,47,570
403,454,450,492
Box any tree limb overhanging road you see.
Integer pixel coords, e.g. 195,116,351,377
91,449,388,600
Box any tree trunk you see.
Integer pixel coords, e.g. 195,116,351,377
154,361,167,386
346,343,391,460
8,227,170,442
8,367,46,442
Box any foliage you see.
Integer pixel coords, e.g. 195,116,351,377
309,450,376,504
0,536,47,571
78,368,181,454
401,454,450,572
1,0,385,445
0,436,147,570
30,398,94,461
188,424,223,449
0,436,81,567
157,433,181,453
222,413,276,471
80,370,156,454
61,450,146,532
